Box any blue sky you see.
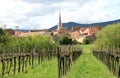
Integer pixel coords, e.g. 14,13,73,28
0,0,120,29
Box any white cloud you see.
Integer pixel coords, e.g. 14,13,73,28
0,0,120,29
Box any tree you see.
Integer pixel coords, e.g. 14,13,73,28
0,28,12,53
60,36,73,45
0,28,11,45
94,23,120,49
83,37,90,44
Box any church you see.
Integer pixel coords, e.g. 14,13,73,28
51,12,69,36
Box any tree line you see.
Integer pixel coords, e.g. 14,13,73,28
94,23,120,49
0,28,56,53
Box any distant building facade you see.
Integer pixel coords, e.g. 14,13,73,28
70,26,102,43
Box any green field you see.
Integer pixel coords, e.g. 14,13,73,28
1,58,58,78
0,45,116,78
62,45,116,78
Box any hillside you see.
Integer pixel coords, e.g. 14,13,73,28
49,19,120,31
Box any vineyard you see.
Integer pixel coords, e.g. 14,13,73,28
93,48,120,77
0,48,57,77
0,45,116,78
63,45,115,78
0,46,82,78
0,28,82,78
0,23,120,78
93,23,120,78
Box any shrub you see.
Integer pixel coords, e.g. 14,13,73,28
83,37,91,44
60,36,72,45
94,23,120,49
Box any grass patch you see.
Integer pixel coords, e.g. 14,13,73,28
1,58,58,78
63,44,116,78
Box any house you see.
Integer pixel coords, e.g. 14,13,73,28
76,35,88,43
15,29,49,37
30,29,48,32
70,26,102,43
15,31,24,36
72,26,81,31
70,30,81,39
17,31,49,37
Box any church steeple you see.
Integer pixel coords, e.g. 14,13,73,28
58,11,62,30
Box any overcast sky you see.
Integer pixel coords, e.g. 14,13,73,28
0,0,120,29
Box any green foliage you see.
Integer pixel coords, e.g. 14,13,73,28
17,35,56,51
60,36,72,45
0,28,5,35
83,37,91,44
94,23,120,49
0,34,57,53
0,28,12,45
63,45,115,78
52,34,61,42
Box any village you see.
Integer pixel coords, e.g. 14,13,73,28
3,13,102,44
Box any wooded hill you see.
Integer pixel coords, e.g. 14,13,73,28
49,19,120,31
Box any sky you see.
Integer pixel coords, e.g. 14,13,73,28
0,0,120,29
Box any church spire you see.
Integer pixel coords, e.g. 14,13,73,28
58,11,62,30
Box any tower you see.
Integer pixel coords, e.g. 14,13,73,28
58,12,62,30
